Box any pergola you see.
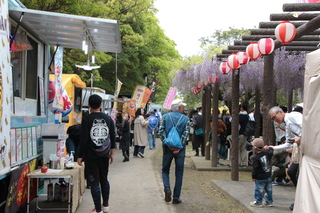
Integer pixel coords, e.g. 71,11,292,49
213,3,320,181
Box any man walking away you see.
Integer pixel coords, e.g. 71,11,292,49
239,104,249,167
192,107,204,156
159,99,190,204
147,111,158,149
77,94,116,213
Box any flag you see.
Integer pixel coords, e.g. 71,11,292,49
163,88,177,109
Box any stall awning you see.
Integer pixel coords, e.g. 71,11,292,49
9,7,122,53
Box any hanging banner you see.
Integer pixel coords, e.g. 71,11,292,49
52,46,64,109
132,85,152,110
110,79,123,121
141,87,152,109
0,0,11,176
127,99,136,117
163,87,177,109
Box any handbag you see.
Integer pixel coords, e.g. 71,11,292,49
195,128,203,135
164,114,183,148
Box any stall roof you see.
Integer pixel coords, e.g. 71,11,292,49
9,7,122,53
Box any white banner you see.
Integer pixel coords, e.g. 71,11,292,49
0,0,11,175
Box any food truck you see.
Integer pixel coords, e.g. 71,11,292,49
0,0,121,212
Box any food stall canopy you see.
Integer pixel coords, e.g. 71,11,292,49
9,7,122,53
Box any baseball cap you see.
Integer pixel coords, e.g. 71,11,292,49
293,106,303,113
171,99,187,110
251,138,264,149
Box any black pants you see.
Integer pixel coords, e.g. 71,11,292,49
194,134,205,156
85,157,110,212
288,163,299,187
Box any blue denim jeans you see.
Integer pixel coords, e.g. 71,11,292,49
162,146,185,199
148,132,156,148
65,137,79,161
133,145,145,156
254,177,273,203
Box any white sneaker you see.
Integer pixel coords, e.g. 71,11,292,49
263,202,273,207
250,201,264,207
102,205,109,213
90,209,101,213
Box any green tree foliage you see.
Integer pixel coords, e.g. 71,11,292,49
199,27,250,50
21,0,180,101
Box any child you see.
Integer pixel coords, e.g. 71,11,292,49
250,138,274,208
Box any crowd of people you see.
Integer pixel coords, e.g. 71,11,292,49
68,93,303,212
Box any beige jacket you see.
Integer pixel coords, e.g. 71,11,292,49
133,115,149,146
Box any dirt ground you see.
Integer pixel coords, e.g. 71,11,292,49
152,144,252,213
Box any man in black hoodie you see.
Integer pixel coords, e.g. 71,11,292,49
77,94,116,213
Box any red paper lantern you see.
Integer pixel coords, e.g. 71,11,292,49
236,52,250,65
208,73,217,84
219,62,231,74
258,38,275,54
201,78,208,86
246,42,262,60
275,21,296,44
227,54,240,70
191,86,199,95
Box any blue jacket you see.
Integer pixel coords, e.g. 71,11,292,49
147,115,158,133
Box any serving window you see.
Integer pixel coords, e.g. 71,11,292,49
10,21,45,116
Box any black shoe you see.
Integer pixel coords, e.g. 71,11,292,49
138,152,144,158
194,153,199,156
172,198,182,204
164,188,171,202
289,203,294,210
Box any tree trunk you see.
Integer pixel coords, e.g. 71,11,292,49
288,90,293,112
231,69,240,181
211,82,219,166
254,86,261,138
202,88,207,158
262,53,275,146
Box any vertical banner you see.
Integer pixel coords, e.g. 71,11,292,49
0,0,11,176
131,85,152,110
141,87,152,109
127,99,136,117
132,85,145,109
52,46,64,109
110,79,123,121
163,87,177,109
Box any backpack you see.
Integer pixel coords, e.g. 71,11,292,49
243,115,257,136
67,124,81,144
163,114,183,148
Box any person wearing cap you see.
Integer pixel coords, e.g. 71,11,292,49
250,138,274,208
293,106,303,114
268,106,302,210
159,99,190,204
147,111,158,150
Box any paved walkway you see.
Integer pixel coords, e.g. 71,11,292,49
76,144,175,213
191,156,296,213
29,139,296,213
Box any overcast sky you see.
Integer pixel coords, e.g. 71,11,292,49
154,0,296,57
